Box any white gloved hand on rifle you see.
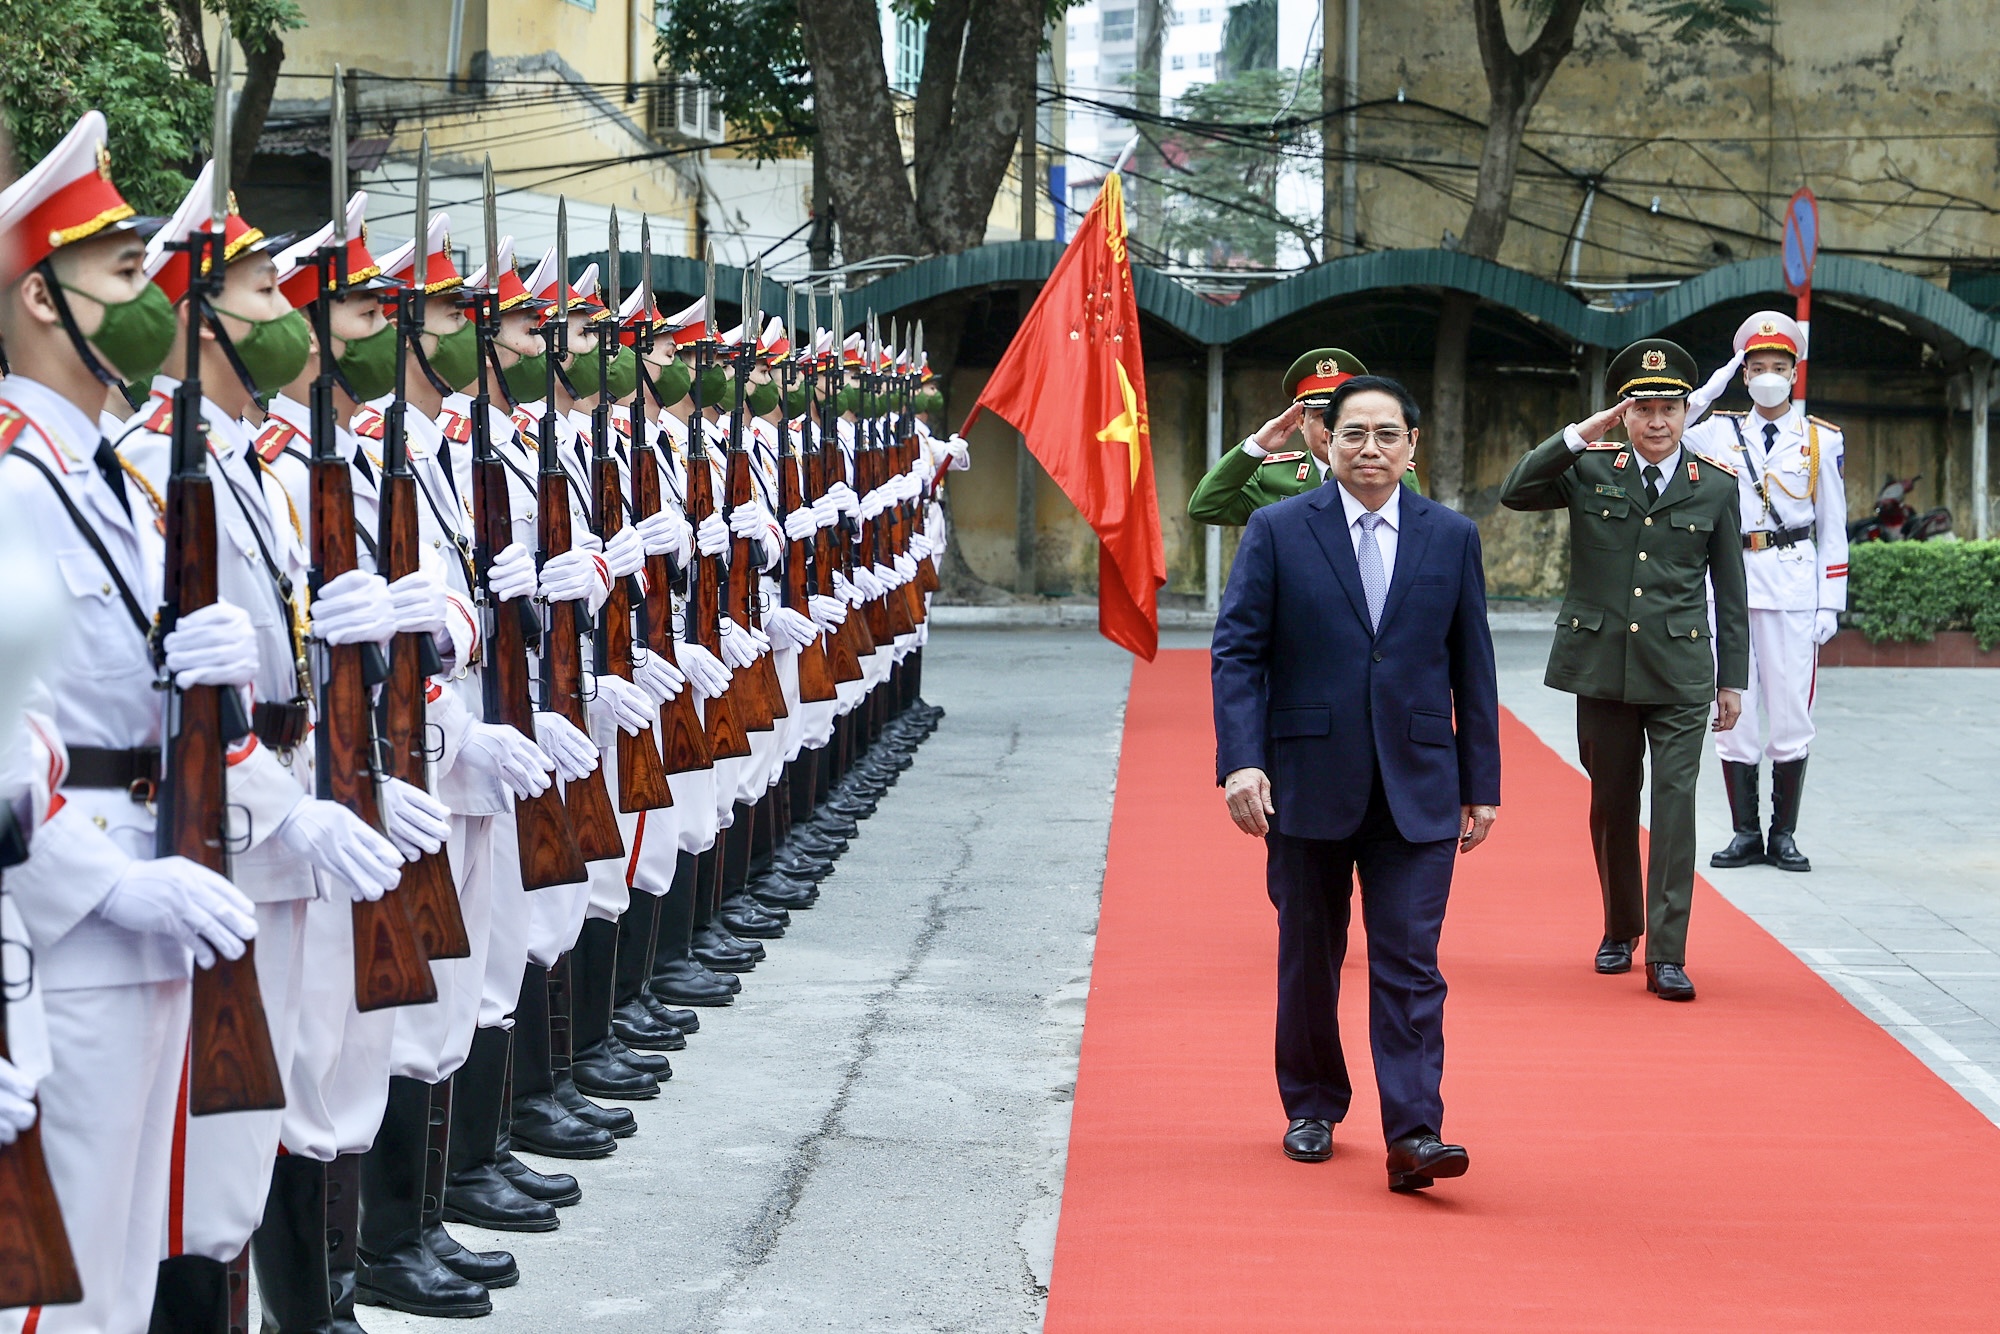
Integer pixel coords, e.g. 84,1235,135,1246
487,542,538,602
537,549,599,604
894,553,918,582
533,711,599,783
858,489,888,521
728,502,775,544
717,616,761,669
636,510,692,564
0,1058,35,1147
588,673,655,736
822,481,859,516
783,507,817,543
458,721,553,799
765,605,819,651
276,798,403,902
695,512,730,558
603,525,646,580
388,565,449,640
678,642,732,699
811,492,842,529
311,569,398,648
163,599,261,687
809,593,848,630
96,855,258,969
377,777,451,861
631,648,685,707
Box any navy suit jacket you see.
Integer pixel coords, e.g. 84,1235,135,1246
1211,483,1502,843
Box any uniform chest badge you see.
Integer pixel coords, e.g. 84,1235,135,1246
1687,459,1700,482
1297,460,1311,481
1613,451,1629,470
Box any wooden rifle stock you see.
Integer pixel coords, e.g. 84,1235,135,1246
723,438,784,730
0,901,82,1308
782,422,839,703
686,435,753,760
817,426,872,674
370,468,458,987
162,457,286,1114
629,433,712,774
473,450,587,890
537,468,626,860
592,445,673,812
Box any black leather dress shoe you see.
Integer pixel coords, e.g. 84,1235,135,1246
497,1151,581,1207
808,814,860,840
1385,1133,1469,1191
788,829,847,856
605,1033,670,1076
718,902,787,940
423,1223,518,1289
640,993,700,1033
612,997,687,1051
650,957,738,1005
1646,962,1696,1001
1595,936,1635,974
508,1093,617,1160
752,876,820,910
355,1245,491,1317
442,1163,559,1232
1282,1118,1333,1162
556,1076,638,1135
693,925,764,969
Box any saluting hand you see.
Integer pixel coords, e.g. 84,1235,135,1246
1224,767,1275,837
1251,403,1305,454
1576,397,1636,445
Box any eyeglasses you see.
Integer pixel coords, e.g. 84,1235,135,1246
1333,427,1411,449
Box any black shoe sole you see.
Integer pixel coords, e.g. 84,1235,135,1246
441,1204,559,1234
651,987,735,1007
354,1288,493,1319
1709,854,1763,868
572,1080,661,1101
1388,1153,1467,1191
1282,1144,1333,1163
508,1135,617,1161
1595,957,1633,974
1766,858,1812,872
499,1180,582,1208
1645,976,1697,1002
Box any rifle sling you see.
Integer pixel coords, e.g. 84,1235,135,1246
4,448,152,642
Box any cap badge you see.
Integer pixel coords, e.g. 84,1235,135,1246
95,144,113,180
1315,357,1338,378
1759,320,1777,335
1641,349,1667,371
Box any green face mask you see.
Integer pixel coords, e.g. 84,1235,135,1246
603,347,639,402
917,388,944,416
746,379,780,417
561,347,601,398
835,386,859,417
64,280,176,384
695,365,729,408
334,323,397,402
651,360,692,406
216,306,312,395
784,383,810,417
502,352,547,403
428,320,480,391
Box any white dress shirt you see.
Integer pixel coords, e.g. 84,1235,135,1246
1335,479,1400,577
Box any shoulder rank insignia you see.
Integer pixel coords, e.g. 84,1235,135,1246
1583,440,1623,451
1691,451,1737,477
352,405,386,441
509,406,539,438
1613,451,1629,470
1296,460,1311,481
439,410,473,445
1261,450,1305,464
0,407,29,458
140,395,175,435
253,418,302,464
1687,458,1700,483
1711,409,1746,419
1808,414,1842,435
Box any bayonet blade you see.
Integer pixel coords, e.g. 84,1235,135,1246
413,133,430,294
211,37,233,228
331,65,348,241
482,155,498,294
556,197,569,323
639,218,654,321
606,207,621,323
749,257,763,344
702,243,715,342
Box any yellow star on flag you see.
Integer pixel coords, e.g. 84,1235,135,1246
1096,359,1143,488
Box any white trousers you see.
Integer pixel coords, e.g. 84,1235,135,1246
480,807,531,1027
393,815,497,1083
0,980,188,1334
176,897,309,1260
668,747,719,856
281,897,396,1160
1715,607,1818,765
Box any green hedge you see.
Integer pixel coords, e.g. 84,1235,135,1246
1848,542,2000,649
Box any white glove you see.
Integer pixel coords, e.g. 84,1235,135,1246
717,616,761,669
311,569,397,647
97,854,258,969
1815,609,1840,645
728,502,772,542
783,508,817,543
696,512,730,558
388,567,448,638
459,720,553,799
765,605,819,651
533,711,599,782
944,435,971,470
852,566,886,599
488,542,538,602
678,642,731,699
748,622,773,655
377,776,451,860
163,600,260,687
836,569,868,605
538,549,599,603
636,510,692,564
811,493,841,528
809,593,848,629
823,481,859,516
909,532,934,560
604,525,646,579
894,553,918,581
0,1059,36,1147
858,489,888,520
632,648,685,707
1687,349,1745,422
276,798,402,902
589,673,655,736
871,562,901,590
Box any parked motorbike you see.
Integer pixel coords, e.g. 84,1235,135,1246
1847,474,1954,543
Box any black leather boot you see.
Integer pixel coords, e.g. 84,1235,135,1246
443,1026,557,1233
751,873,820,910
251,1154,331,1334
150,1254,229,1334
326,1155,365,1334
650,849,739,1005
613,895,686,1049
1767,757,1813,872
547,955,639,1133
493,1036,582,1207
422,1072,521,1286
568,924,662,1100
1710,761,1765,868
508,962,617,1160
356,1077,492,1317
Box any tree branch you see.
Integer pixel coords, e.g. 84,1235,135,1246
230,29,283,186
911,0,969,207
795,0,924,259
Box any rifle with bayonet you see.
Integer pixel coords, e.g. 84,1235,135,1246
472,161,588,890
160,40,287,1112
589,211,673,813
723,263,784,730
538,200,626,860
687,252,753,760
369,137,459,988
778,284,839,703
629,220,712,774
823,290,876,673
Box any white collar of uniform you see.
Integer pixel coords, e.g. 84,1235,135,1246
1337,477,1401,532
146,374,250,461
0,375,104,465
656,412,689,446
1632,443,1682,481
1744,407,1798,441
263,391,359,462
364,393,443,459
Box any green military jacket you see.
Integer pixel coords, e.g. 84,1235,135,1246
1187,443,1420,526
1500,431,1750,706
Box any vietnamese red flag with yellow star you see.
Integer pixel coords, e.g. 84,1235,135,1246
963,172,1166,659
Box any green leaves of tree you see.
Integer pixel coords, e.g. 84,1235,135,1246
654,0,814,156
1514,0,1772,42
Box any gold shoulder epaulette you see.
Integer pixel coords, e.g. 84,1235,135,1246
1692,451,1737,477
1710,409,1746,419
1261,450,1306,464
1808,414,1842,434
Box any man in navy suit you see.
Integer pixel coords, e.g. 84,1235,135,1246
1211,375,1502,1192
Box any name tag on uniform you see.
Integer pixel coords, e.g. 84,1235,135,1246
1593,484,1627,498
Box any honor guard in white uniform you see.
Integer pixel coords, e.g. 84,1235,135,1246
1682,310,1848,873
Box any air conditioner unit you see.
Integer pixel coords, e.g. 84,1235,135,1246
647,79,725,144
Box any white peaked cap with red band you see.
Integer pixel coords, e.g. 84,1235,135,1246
662,296,707,345
272,191,392,308
841,332,864,367
1733,309,1805,360
524,245,588,310
0,110,143,280
376,212,462,293
758,316,789,359
145,159,277,302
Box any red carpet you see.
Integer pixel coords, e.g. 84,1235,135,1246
1045,651,2000,1331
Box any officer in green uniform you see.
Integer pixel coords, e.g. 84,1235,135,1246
1499,339,1749,1002
1188,348,1380,525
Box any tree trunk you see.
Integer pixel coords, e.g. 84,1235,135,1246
165,0,210,86
808,144,836,271
1428,290,1476,507
795,0,924,260
914,0,1042,253
231,32,285,188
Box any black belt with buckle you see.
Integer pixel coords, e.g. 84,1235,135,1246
67,746,162,802
1743,523,1814,552
252,699,310,752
